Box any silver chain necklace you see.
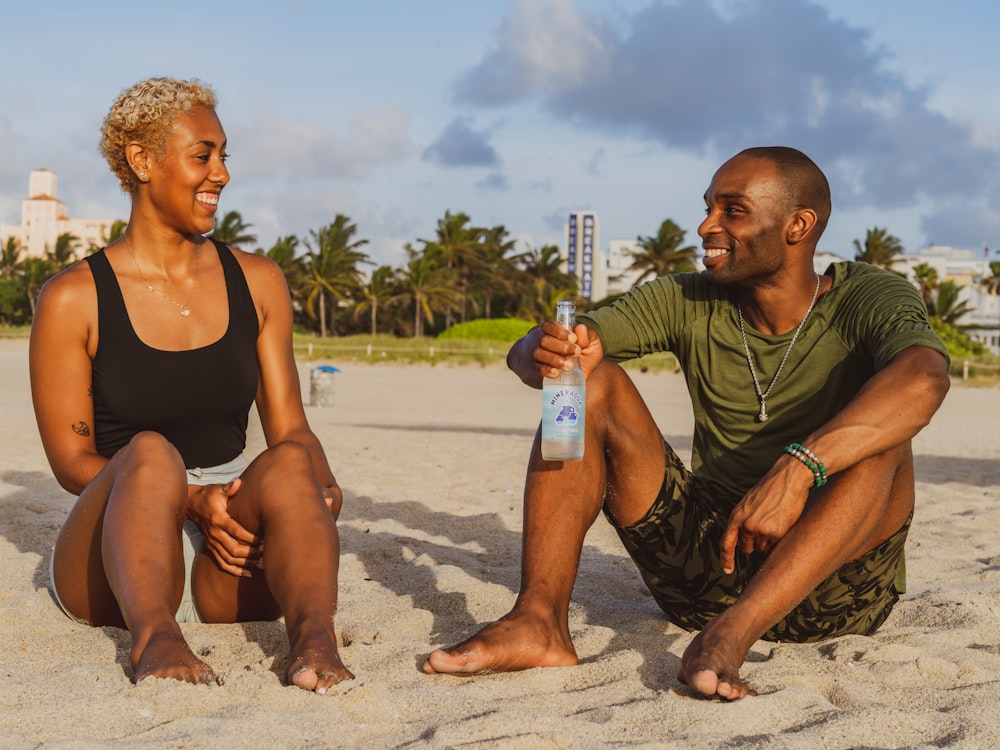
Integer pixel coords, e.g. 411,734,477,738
737,274,821,422
123,233,201,318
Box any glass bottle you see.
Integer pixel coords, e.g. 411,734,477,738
541,300,586,461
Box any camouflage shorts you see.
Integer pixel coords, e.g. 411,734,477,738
606,444,909,643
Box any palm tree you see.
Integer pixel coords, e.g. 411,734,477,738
260,234,303,275
514,243,578,323
211,210,257,248
353,264,401,335
397,244,460,337
302,215,371,337
929,280,974,326
979,261,1000,296
628,219,698,286
1,236,22,279
476,224,518,319
22,256,54,317
48,232,81,270
911,262,938,308
853,227,905,273
421,210,485,326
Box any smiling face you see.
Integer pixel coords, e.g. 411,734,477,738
697,154,795,288
146,106,229,237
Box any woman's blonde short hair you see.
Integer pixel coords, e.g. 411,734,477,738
99,77,217,192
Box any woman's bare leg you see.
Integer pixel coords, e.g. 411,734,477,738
51,432,213,684
192,441,353,694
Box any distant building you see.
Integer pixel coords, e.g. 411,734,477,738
896,245,1000,355
566,211,716,301
604,239,646,297
563,211,601,300
0,169,115,258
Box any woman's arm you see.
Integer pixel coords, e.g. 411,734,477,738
236,250,342,514
29,263,109,495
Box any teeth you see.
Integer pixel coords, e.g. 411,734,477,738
704,248,729,258
197,193,218,205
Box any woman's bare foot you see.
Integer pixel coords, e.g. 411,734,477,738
133,631,215,685
678,624,756,700
285,626,354,694
423,612,578,675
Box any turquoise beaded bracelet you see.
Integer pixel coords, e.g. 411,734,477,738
784,442,828,487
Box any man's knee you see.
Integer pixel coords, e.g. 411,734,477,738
586,361,652,415
829,441,913,496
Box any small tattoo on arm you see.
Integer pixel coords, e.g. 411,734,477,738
71,421,91,437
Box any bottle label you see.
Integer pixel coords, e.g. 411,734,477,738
542,384,586,440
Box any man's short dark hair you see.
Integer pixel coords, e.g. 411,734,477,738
737,146,832,237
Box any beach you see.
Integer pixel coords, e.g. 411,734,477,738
1,336,998,749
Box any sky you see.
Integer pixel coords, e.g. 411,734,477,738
2,0,1000,268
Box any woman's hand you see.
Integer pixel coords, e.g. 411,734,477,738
187,478,262,577
322,479,344,519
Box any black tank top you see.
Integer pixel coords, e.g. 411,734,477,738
87,240,259,467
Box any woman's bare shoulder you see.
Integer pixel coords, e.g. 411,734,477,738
224,245,289,297
36,258,98,314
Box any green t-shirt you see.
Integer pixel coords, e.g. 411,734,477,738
578,261,949,506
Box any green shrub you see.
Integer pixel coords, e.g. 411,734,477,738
929,316,985,360
438,318,535,342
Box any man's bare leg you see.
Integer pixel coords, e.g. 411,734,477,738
193,441,353,694
423,363,666,674
679,444,915,700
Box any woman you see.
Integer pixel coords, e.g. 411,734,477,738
29,77,352,693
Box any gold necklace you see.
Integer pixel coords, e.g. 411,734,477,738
737,274,821,422
123,233,201,318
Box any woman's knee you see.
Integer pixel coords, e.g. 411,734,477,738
243,441,317,490
258,440,313,470
114,432,186,481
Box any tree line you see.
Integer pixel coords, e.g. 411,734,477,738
2,212,998,337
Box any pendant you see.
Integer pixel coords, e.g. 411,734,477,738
757,402,768,422
180,307,191,317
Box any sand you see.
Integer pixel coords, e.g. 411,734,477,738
0,336,998,749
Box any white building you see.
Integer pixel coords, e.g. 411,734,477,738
0,169,115,259
895,245,1000,355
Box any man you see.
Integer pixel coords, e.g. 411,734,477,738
422,146,951,700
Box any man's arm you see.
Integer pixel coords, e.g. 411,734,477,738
721,345,950,571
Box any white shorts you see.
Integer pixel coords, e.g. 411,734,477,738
51,453,249,625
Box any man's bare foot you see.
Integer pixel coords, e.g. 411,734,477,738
678,626,756,700
423,612,578,675
285,626,354,694
133,631,215,685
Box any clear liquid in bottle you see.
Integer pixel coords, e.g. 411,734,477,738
541,300,585,461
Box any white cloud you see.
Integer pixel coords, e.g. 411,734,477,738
231,106,411,181
454,0,1000,225
455,0,611,102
